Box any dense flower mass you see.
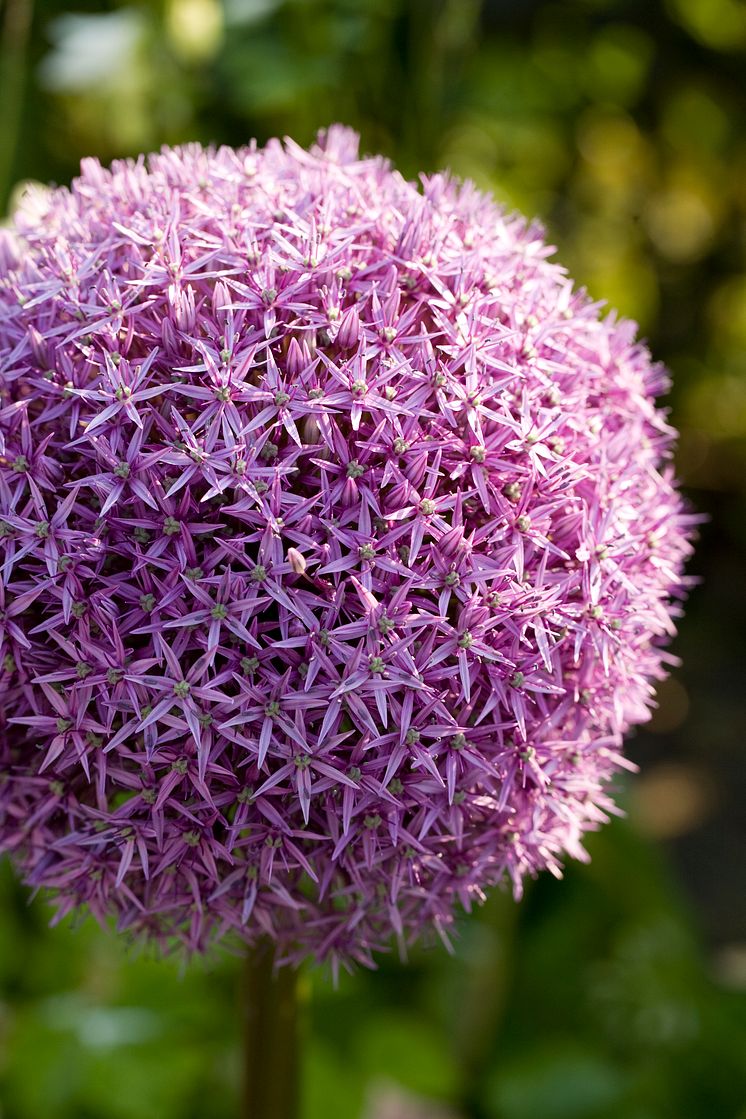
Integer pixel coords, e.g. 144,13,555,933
0,128,694,969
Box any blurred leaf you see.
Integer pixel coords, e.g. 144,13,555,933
485,1045,626,1119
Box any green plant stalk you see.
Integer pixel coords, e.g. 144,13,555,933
242,942,300,1119
0,0,33,212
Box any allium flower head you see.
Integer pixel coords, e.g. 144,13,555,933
0,128,694,970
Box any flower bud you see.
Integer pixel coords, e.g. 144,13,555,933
336,305,361,349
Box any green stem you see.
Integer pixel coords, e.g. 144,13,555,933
0,0,34,211
242,942,300,1119
453,890,520,1119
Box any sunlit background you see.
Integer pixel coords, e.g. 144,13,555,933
1,1,745,1117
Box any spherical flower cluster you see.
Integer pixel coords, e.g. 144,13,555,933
0,128,694,969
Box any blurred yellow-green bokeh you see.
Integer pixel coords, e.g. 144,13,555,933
1,2,745,1117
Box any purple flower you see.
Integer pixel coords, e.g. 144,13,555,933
0,129,695,971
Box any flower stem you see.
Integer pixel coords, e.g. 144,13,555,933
242,941,300,1119
0,0,33,211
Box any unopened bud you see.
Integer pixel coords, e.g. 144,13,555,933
287,547,307,575
336,305,361,349
286,337,311,377
212,280,230,322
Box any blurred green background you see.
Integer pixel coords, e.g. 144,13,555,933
1,1,745,1116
